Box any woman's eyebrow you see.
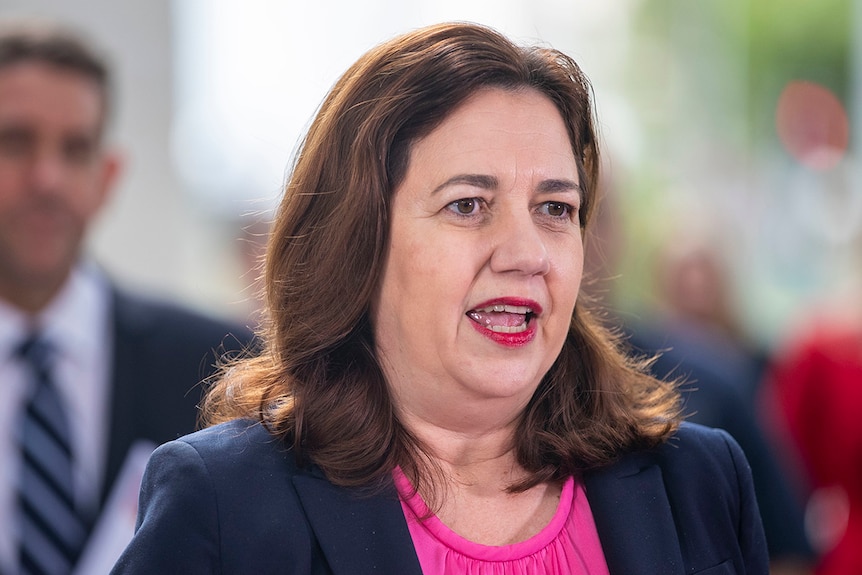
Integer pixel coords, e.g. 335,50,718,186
536,178,580,194
431,174,498,194
431,174,582,202
537,178,583,204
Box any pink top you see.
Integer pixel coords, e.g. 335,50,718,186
394,469,610,575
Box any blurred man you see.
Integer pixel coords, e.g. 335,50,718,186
0,22,252,574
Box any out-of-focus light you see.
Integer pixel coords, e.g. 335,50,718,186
775,80,848,171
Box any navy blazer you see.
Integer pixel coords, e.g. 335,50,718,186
627,323,813,561
102,287,254,506
112,419,768,574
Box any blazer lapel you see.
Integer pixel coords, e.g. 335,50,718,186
292,472,424,575
584,453,685,575
102,288,146,504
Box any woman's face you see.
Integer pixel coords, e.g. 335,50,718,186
373,87,584,428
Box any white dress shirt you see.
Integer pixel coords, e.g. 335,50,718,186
0,264,112,573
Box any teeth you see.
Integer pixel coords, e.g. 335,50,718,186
488,323,528,334
478,304,532,314
467,304,535,335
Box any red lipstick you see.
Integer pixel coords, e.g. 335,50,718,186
466,298,542,347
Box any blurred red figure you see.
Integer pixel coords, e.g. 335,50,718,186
765,318,862,575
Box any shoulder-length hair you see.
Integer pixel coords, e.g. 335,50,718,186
202,21,681,494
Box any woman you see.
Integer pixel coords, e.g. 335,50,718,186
112,22,767,574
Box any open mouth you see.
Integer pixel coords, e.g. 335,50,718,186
467,304,535,334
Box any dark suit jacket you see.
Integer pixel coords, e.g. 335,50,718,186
99,287,254,512
112,420,768,574
627,322,814,562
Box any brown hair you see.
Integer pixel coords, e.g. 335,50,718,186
0,21,111,128
202,22,681,493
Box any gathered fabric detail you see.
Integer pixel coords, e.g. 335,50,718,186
393,469,610,575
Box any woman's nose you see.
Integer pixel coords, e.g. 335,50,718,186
488,210,551,276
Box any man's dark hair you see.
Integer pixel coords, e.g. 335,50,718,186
0,21,111,121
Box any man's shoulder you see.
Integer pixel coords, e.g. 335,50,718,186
112,286,241,327
110,286,254,346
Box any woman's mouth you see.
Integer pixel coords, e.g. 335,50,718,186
466,299,541,346
467,304,535,333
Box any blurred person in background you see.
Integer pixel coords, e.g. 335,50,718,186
0,21,253,575
626,236,815,575
762,302,862,575
584,176,814,574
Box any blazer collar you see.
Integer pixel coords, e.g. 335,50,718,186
293,452,685,575
584,452,685,575
292,472,424,575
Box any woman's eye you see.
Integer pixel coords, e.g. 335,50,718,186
542,202,572,218
449,198,479,215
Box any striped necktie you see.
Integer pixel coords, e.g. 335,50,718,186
16,335,89,575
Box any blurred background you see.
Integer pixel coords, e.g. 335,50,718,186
2,0,858,340
4,2,861,571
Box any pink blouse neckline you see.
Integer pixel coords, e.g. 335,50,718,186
393,468,574,561
394,467,611,574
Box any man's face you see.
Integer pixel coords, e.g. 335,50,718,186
0,61,118,311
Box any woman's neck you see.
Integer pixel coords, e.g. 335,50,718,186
401,405,519,467
398,405,565,546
